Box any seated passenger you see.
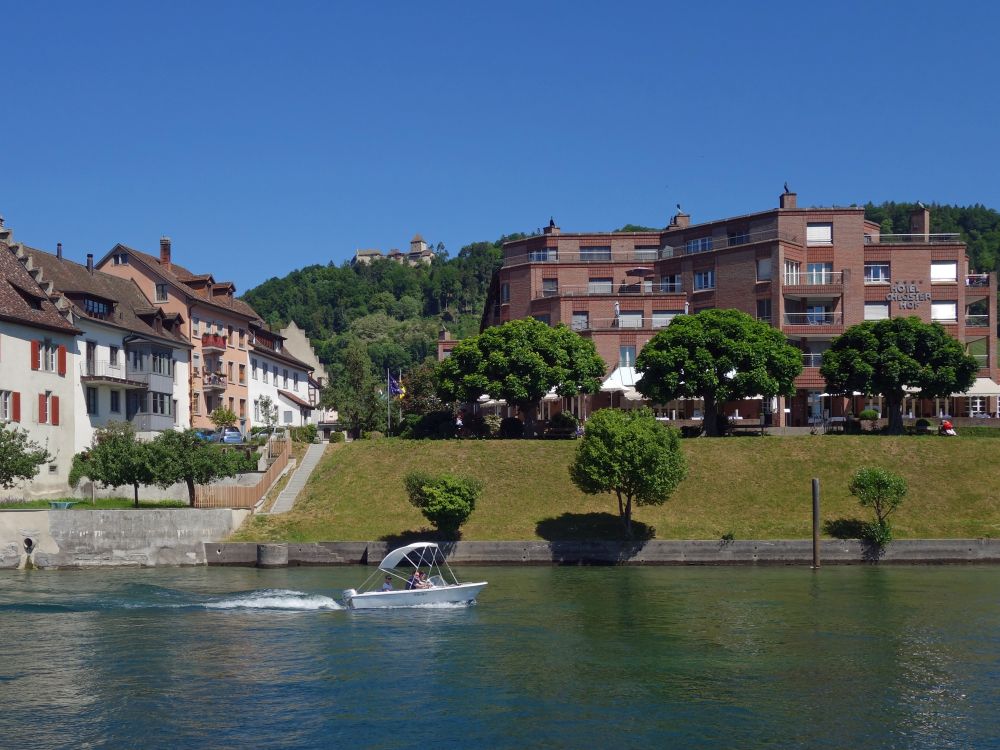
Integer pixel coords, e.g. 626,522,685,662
381,575,394,591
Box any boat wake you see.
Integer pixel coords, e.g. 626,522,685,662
205,589,344,611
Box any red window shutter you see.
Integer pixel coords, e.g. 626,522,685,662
57,345,67,376
51,396,60,426
31,340,40,370
38,393,47,424
12,392,20,422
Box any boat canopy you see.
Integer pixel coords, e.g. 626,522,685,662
378,542,442,571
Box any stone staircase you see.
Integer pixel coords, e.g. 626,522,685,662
265,443,326,515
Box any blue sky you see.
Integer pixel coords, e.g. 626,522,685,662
3,1,999,294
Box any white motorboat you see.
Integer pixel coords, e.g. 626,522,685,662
343,542,487,609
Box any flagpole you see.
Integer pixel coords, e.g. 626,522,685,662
398,368,403,425
386,369,391,434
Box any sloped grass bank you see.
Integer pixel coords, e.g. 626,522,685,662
232,436,1000,542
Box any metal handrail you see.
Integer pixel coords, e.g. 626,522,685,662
543,283,686,297
203,374,228,389
783,312,843,326
868,233,961,244
965,315,989,327
783,271,844,286
802,353,824,367
966,274,991,288
80,361,127,378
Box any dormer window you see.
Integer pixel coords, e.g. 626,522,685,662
113,253,129,265
84,298,111,319
273,340,280,352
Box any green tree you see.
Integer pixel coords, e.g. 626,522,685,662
71,422,153,507
148,429,240,506
404,471,482,537
569,408,687,538
635,309,803,437
849,466,907,547
820,316,978,435
435,318,605,432
255,395,278,434
614,223,662,232
327,337,385,436
210,407,238,429
0,424,50,489
402,361,445,416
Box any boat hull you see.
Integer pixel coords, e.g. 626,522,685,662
346,582,487,609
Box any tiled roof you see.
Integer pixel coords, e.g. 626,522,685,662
0,241,81,334
278,389,313,409
102,244,262,322
250,341,314,371
20,245,189,346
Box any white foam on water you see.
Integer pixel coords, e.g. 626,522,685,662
205,589,344,611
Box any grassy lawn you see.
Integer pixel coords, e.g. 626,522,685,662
3,498,188,509
231,435,1000,542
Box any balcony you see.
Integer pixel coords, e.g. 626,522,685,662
802,353,824,368
966,314,990,328
132,412,175,433
967,274,991,288
203,373,228,391
867,233,961,244
201,333,227,353
971,353,989,369
783,271,844,286
783,312,843,328
551,284,686,298
81,361,148,388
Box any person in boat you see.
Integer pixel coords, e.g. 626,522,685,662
418,572,433,588
381,575,394,591
406,571,421,590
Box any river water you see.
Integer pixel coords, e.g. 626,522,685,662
1,565,998,749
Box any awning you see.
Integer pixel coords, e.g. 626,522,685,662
954,377,1000,397
542,387,562,402
378,542,442,570
600,366,642,392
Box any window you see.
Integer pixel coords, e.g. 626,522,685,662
652,310,679,328
658,274,681,293
727,230,750,247
528,248,553,262
263,365,269,384
541,279,558,297
238,329,246,349
283,369,289,388
806,222,833,245
806,305,833,325
109,346,119,366
694,270,715,290
229,397,235,413
293,373,299,392
0,391,10,421
967,397,987,417
580,245,611,261
756,258,772,281
864,302,890,320
807,263,834,285
239,364,246,385
113,253,129,265
931,301,958,322
239,399,246,419
131,349,143,371
532,314,551,325
618,311,643,329
784,260,801,284
110,390,121,413
193,391,201,415
252,359,258,380
192,316,200,336
284,410,293,424
254,400,260,421
273,365,278,383
228,362,235,381
571,311,589,331
634,246,659,260
151,392,170,415
588,278,613,294
228,326,234,346
155,283,168,302
85,298,110,317
864,263,890,284
86,387,98,415
151,352,171,375
686,237,713,254
500,283,510,303
619,346,636,367
931,261,958,283
756,298,772,323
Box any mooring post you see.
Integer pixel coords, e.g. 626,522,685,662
812,477,821,568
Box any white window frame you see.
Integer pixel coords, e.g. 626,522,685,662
931,301,957,322
864,302,890,321
864,263,890,284
931,261,958,283
618,311,643,329
0,391,10,421
806,222,833,246
694,270,715,291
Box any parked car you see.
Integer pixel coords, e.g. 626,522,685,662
193,428,215,441
210,426,244,444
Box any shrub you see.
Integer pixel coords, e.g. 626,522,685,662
401,410,456,440
915,418,930,429
464,413,489,439
404,471,482,536
483,414,502,438
362,430,385,440
329,431,346,443
548,411,578,430
680,424,703,438
290,424,318,443
849,466,907,550
499,417,524,439
859,409,880,432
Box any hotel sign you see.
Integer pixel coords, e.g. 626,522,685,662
886,280,930,310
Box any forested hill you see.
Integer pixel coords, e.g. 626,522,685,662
864,202,1000,273
242,235,523,380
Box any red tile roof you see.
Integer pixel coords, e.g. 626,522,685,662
0,241,81,334
278,389,313,409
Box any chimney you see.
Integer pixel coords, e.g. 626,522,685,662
910,204,930,241
670,207,691,229
543,217,560,236
160,236,172,267
779,192,797,209
56,242,63,259
86,253,94,273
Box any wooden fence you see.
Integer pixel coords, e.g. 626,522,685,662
194,437,291,509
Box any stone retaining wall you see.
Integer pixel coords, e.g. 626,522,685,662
207,539,1000,567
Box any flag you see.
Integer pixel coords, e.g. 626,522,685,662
389,373,405,399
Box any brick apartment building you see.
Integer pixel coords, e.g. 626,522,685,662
481,192,999,427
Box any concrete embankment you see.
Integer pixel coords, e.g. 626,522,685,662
0,509,249,569
208,539,1000,567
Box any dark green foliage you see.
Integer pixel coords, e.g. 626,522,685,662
404,471,482,536
71,422,154,506
209,407,238,429
569,408,687,537
864,202,1000,274
148,429,240,506
615,224,663,233
859,409,880,432
636,309,803,436
362,431,385,440
399,411,456,439
0,424,50,489
548,411,578,429
499,417,524,439
849,466,907,549
326,338,385,436
821,317,978,434
290,424,318,443
329,431,347,443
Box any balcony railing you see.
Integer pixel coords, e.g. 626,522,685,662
966,274,991,288
783,271,844,286
81,361,127,379
802,353,824,367
570,316,679,332
550,283,687,297
866,233,961,244
783,312,843,326
504,227,798,267
971,353,988,367
203,373,228,390
965,315,990,327
132,412,175,432
201,333,227,351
